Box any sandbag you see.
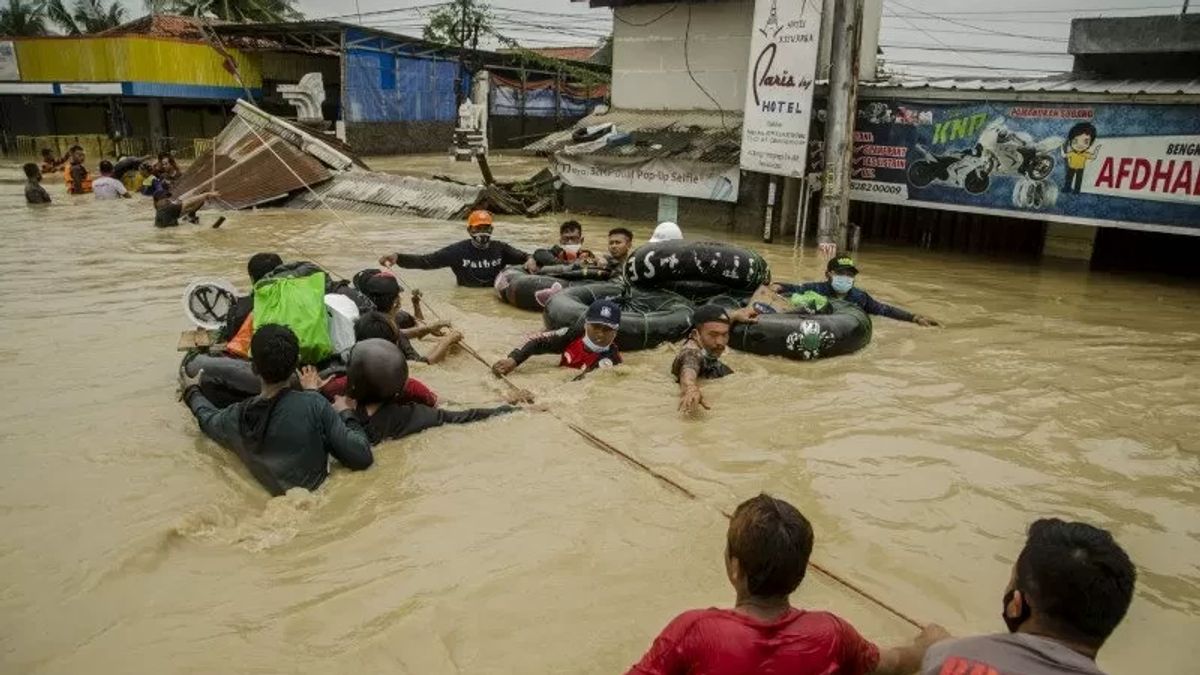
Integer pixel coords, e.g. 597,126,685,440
253,266,333,364
729,300,873,361
624,240,770,293
543,283,694,351
494,265,612,312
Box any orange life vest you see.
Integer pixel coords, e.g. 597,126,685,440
225,313,254,358
63,162,93,194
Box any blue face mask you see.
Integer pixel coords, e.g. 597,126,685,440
830,275,855,294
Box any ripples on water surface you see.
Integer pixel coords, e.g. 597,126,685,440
0,177,1197,673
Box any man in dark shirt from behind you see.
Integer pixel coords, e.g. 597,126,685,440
23,163,50,205
180,324,373,496
922,518,1135,675
347,338,517,444
378,209,528,287
218,252,283,342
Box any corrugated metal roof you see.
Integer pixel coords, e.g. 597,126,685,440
288,172,483,221
862,73,1200,95
524,108,742,163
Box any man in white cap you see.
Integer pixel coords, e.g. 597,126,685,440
648,221,683,243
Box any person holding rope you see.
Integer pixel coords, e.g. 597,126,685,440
379,210,528,287
492,299,622,377
922,518,1134,675
627,493,948,675
346,338,519,444
524,220,585,272
154,187,220,228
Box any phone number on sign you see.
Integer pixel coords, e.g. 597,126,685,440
850,180,905,196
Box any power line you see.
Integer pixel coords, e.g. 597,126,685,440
880,43,1068,58
884,10,991,70
682,3,727,130
614,3,679,27
887,60,1063,74
885,24,1069,42
883,3,1179,16
314,2,451,23
885,0,1070,43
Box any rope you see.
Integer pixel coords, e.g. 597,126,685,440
218,97,925,633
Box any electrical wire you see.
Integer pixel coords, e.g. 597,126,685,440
885,0,1069,43
883,10,991,70
885,4,1179,16
614,3,679,27
682,3,728,131
880,43,1067,57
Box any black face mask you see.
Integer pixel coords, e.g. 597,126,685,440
1002,589,1032,633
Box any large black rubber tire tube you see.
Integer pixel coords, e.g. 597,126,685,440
728,300,873,361
543,283,694,351
494,265,613,312
624,240,770,293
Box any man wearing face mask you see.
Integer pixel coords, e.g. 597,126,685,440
492,299,622,376
674,304,757,415
379,210,528,287
773,256,940,326
922,518,1135,675
525,220,585,272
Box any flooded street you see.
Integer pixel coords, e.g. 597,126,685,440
1,162,1198,674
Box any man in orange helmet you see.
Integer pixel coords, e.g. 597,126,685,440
379,209,529,287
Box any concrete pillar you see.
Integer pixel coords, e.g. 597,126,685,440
148,98,166,151
1042,222,1098,262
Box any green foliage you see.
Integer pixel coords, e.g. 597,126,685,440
171,0,302,23
47,0,125,35
0,0,48,35
422,0,491,47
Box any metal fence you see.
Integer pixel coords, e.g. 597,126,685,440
10,135,211,161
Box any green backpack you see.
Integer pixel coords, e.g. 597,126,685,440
253,262,333,364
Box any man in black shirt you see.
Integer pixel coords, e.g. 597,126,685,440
347,338,517,443
154,188,220,228
378,209,528,287
525,220,585,272
23,163,50,204
180,324,373,496
673,304,757,416
218,252,283,341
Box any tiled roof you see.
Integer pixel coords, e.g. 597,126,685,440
98,14,222,40
501,46,599,62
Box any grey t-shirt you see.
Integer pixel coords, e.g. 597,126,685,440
923,634,1105,675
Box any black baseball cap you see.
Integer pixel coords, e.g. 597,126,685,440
827,255,859,274
691,304,730,329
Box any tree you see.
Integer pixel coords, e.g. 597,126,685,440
170,0,302,23
47,0,125,34
0,0,48,36
423,0,491,48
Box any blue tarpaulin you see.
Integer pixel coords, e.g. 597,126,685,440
491,81,604,118
345,29,466,123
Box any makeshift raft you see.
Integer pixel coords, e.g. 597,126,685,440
172,100,556,221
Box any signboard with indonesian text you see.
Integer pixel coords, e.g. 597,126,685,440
739,0,822,177
808,100,1200,235
553,154,739,203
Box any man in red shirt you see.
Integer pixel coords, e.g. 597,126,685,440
627,493,948,675
491,299,622,376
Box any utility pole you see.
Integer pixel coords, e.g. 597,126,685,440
817,0,865,255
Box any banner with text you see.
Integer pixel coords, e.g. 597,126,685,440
810,100,1200,234
553,154,740,203
738,0,822,177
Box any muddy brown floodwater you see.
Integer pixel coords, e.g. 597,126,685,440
1,164,1198,674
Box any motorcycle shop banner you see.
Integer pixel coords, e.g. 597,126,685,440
739,0,822,177
827,100,1200,234
553,153,740,203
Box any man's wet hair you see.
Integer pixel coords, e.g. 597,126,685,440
69,145,82,153
608,227,633,242
41,147,54,157
560,220,583,235
355,310,399,344
726,493,814,597
250,324,299,384
247,253,282,283
23,163,39,180
99,160,114,174
1015,518,1135,648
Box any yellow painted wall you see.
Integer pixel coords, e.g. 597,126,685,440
13,37,262,88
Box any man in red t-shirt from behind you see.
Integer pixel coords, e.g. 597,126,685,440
627,493,949,675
